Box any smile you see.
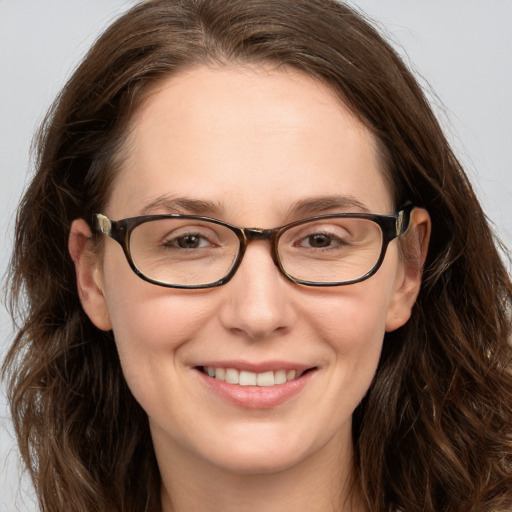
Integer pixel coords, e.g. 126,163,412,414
196,364,317,408
200,367,306,386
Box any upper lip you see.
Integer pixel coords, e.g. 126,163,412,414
194,360,315,373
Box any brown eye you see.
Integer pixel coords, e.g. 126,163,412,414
306,234,332,248
174,234,204,249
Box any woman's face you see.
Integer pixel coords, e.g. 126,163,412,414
73,65,424,476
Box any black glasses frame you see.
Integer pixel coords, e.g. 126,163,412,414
94,203,414,289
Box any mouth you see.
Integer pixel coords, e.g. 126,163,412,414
197,366,315,387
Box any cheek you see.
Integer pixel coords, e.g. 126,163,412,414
101,242,213,345
321,297,387,389
306,281,392,350
106,287,214,354
100,268,217,398
302,267,398,390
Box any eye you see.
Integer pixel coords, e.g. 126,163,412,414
301,232,341,249
132,218,237,257
294,229,349,250
169,233,212,249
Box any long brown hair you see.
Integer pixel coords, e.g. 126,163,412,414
4,1,512,511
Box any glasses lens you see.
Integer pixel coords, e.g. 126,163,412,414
278,217,383,284
129,218,240,286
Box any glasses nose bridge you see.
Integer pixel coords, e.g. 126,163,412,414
239,226,281,267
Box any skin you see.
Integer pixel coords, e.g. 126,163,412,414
70,65,430,512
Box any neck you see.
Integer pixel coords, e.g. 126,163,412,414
153,426,367,512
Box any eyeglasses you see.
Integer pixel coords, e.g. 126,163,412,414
94,204,413,289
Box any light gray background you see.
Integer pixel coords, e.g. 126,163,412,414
1,1,511,511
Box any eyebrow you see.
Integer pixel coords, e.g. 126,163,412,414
139,194,370,219
286,195,370,217
140,196,224,216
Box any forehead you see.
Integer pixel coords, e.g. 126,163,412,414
107,65,394,222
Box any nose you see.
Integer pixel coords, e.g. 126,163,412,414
218,241,296,341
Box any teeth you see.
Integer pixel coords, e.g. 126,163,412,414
204,367,304,386
239,370,257,386
274,369,287,385
287,370,296,381
225,368,239,384
256,371,274,387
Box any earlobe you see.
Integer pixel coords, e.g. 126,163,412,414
385,207,431,332
69,219,113,331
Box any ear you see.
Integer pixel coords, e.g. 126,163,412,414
385,208,431,332
69,219,113,331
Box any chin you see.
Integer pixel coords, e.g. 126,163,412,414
211,449,308,476
199,428,331,476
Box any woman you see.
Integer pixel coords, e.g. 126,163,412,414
3,0,512,511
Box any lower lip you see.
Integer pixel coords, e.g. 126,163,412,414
196,369,315,409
